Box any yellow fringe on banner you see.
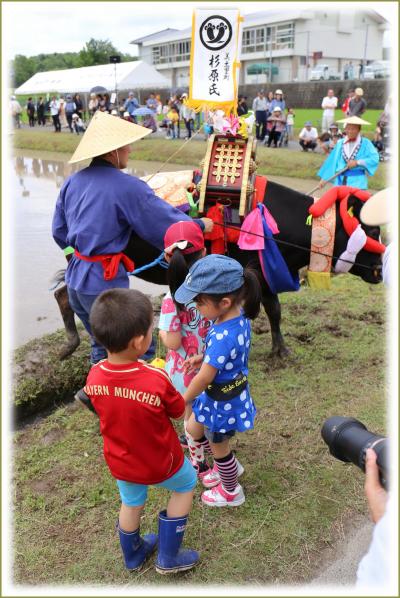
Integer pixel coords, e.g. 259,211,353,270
185,99,237,116
307,271,332,290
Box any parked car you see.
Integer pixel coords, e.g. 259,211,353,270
363,66,375,80
309,64,341,81
369,61,390,79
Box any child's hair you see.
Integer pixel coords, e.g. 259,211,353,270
196,267,261,320
90,289,153,353
168,248,204,308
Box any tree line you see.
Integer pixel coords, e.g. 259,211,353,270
11,38,137,88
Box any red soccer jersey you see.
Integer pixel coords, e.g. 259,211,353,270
85,360,185,484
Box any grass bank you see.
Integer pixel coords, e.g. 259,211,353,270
13,275,386,587
13,327,91,422
12,130,387,190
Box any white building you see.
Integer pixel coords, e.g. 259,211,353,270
131,10,388,87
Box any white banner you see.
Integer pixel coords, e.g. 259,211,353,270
187,8,243,114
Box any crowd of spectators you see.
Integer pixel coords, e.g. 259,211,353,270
245,85,383,156
10,84,389,160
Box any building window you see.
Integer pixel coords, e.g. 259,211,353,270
276,23,295,49
300,56,307,66
242,22,294,53
242,26,266,53
152,41,191,64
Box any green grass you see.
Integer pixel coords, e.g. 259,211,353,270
13,275,387,586
288,109,382,132
13,130,388,190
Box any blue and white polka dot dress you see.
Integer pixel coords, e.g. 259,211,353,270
193,315,256,433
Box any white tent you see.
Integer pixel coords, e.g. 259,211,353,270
14,60,169,95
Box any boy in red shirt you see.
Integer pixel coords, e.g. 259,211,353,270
78,288,198,573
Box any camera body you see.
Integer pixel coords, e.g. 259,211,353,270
321,416,388,490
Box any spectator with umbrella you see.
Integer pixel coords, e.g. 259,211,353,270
124,91,140,122
146,92,158,113
132,106,157,133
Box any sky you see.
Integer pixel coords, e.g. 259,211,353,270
3,1,395,59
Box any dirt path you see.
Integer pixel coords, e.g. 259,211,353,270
307,514,373,587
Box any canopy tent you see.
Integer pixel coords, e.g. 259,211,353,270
14,61,169,95
247,63,279,76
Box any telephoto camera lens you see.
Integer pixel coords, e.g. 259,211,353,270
321,416,388,490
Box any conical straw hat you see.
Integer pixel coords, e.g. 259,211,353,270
360,188,390,226
69,111,152,164
336,115,371,126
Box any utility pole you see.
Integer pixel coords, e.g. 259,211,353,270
269,28,273,83
109,55,121,108
362,24,369,74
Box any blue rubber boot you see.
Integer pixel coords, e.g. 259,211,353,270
155,510,199,574
118,525,157,571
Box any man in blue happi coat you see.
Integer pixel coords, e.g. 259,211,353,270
318,116,379,190
52,111,212,363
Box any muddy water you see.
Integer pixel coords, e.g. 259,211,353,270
10,149,318,348
11,150,183,348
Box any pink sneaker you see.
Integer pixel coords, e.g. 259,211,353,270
200,463,220,488
200,460,245,489
201,482,245,507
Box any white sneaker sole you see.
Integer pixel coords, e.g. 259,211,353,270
201,492,246,507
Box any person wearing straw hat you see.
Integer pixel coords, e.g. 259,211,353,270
52,111,212,364
318,115,379,190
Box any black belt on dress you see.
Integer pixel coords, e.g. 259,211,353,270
206,373,248,401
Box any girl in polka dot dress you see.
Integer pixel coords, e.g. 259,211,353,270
175,255,261,507
159,221,218,485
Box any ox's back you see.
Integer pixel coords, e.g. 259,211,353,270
262,180,314,273
123,178,315,284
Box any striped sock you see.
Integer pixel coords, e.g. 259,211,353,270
196,435,212,454
215,452,238,492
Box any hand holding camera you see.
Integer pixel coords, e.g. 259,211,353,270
364,448,388,524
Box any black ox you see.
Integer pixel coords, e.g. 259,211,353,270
54,180,382,360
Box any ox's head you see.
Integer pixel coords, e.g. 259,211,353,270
334,194,383,284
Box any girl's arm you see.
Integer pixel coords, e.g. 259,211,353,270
183,353,204,374
159,329,182,351
183,362,218,404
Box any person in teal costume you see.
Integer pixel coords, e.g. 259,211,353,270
318,116,379,190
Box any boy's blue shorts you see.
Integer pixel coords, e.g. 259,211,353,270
116,457,197,507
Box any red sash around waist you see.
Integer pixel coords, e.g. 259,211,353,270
74,250,135,281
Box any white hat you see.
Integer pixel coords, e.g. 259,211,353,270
360,188,390,226
272,106,282,112
275,89,283,95
123,111,130,117
354,87,364,96
337,115,371,126
72,113,79,119
111,109,118,116
68,111,151,164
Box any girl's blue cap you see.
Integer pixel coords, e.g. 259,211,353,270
174,255,244,305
